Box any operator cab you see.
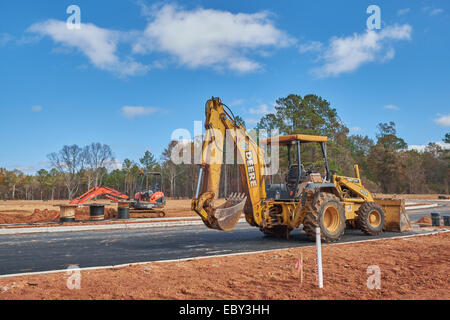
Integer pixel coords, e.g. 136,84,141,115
263,134,330,200
135,171,163,202
139,189,154,201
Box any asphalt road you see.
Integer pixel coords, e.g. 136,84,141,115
406,201,450,221
0,203,448,276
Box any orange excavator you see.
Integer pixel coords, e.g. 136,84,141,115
70,186,129,204
70,171,166,216
132,171,166,214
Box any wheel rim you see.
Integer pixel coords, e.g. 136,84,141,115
323,206,340,232
368,210,381,227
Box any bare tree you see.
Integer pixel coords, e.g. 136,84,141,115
48,144,84,200
83,143,114,187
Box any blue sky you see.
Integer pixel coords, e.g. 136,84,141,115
0,0,449,173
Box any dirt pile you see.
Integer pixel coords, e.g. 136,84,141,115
415,216,432,225
414,216,447,227
0,209,59,224
0,207,118,225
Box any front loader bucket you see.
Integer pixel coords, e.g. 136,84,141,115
375,198,411,232
209,193,247,231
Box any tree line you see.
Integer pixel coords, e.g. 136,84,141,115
254,94,449,195
0,94,448,200
0,143,163,201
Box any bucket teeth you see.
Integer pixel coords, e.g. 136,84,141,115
226,192,246,202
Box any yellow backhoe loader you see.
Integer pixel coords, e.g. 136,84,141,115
192,97,411,242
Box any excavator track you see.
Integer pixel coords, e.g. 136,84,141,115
130,209,166,217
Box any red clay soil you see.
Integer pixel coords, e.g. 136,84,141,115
0,209,60,224
0,199,197,225
414,216,448,228
0,232,448,300
0,209,200,229
0,208,117,224
416,216,433,225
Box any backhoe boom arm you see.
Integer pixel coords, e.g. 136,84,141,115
192,97,266,231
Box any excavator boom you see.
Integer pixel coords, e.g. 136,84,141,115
192,97,266,231
70,186,129,204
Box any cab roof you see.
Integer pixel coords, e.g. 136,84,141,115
262,134,328,146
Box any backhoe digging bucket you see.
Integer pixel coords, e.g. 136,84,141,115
211,193,247,231
375,198,411,232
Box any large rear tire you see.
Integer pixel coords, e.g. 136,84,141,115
303,192,346,242
356,202,385,235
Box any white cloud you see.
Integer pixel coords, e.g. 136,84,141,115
121,106,158,119
423,7,444,16
0,33,14,46
299,41,323,53
0,32,41,46
384,104,399,110
229,99,244,106
311,24,412,78
37,161,50,168
105,158,122,170
397,8,411,16
26,5,293,75
249,104,273,115
27,19,149,76
32,105,43,112
435,114,450,127
350,126,361,133
430,8,444,16
9,165,36,173
133,4,294,72
409,142,450,152
244,118,260,126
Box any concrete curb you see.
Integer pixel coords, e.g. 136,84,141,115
405,204,438,210
0,229,448,279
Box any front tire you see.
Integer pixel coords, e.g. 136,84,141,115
303,192,346,242
356,202,385,235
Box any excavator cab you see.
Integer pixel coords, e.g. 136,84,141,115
265,134,330,200
134,171,166,209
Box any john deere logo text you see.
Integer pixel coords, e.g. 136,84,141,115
245,151,258,187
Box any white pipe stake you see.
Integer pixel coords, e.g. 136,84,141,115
316,227,323,288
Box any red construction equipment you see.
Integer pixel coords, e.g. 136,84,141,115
70,186,129,204
69,170,166,217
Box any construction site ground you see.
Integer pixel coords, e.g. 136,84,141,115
0,195,448,300
0,231,448,300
